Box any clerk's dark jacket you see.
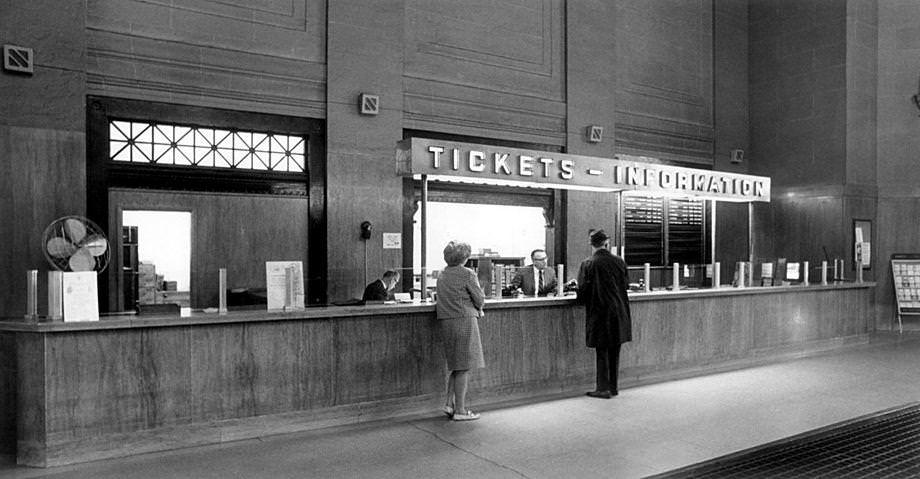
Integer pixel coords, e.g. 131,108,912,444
510,265,558,296
576,248,632,348
362,279,388,302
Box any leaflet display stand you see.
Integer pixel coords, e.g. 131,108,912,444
890,253,920,334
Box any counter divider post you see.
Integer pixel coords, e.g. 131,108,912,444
48,271,63,320
710,200,717,280
218,268,228,314
672,262,680,291
713,262,720,288
25,269,38,322
643,263,650,292
738,262,746,288
857,261,863,283
283,265,294,311
556,264,564,296
821,261,828,285
803,261,809,286
420,174,428,300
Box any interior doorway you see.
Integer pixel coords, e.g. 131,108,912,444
121,210,192,313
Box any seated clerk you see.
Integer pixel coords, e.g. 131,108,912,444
362,270,401,302
510,249,557,296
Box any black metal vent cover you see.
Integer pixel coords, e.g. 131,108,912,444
648,402,920,478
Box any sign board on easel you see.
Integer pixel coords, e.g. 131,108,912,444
891,253,920,334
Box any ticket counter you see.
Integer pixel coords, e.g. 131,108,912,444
0,282,872,467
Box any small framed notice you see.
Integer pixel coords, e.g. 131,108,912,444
383,233,402,249
854,219,872,269
266,261,305,311
786,262,800,281
62,271,99,322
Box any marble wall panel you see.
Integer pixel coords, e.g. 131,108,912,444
403,0,566,145
0,333,16,455
0,127,85,319
750,0,848,186
44,329,192,437
614,0,714,164
324,0,405,302
875,197,920,330
334,314,428,404
85,0,326,118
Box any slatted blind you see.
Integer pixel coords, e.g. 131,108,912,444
624,196,705,266
624,196,663,265
667,198,704,265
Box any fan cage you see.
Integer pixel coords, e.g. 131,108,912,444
41,215,111,273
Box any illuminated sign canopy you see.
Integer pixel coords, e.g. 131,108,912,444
397,138,770,202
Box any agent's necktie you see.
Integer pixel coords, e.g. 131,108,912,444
538,270,544,293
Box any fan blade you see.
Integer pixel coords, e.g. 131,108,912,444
83,235,109,257
46,237,76,258
68,248,95,272
65,218,87,243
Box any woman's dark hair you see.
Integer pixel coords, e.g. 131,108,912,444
443,241,472,267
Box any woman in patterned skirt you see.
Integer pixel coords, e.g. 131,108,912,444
435,240,486,421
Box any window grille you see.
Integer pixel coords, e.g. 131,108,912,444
108,120,305,173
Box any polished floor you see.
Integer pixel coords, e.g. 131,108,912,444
3,331,920,479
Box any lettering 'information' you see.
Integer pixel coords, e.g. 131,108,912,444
397,138,770,202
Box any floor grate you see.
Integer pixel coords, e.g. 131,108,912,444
648,402,920,478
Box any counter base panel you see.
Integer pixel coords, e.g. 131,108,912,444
0,285,873,467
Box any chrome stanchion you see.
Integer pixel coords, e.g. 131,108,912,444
643,263,651,292
25,270,39,322
672,262,680,291
218,268,228,314
555,264,564,296
48,271,63,321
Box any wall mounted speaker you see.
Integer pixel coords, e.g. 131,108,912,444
587,125,604,143
730,149,744,164
359,93,379,115
3,45,33,74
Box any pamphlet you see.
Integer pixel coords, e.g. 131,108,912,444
382,233,402,249
62,271,99,322
266,261,305,311
786,262,800,281
856,242,871,266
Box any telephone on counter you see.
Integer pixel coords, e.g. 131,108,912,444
563,279,578,293
629,278,644,291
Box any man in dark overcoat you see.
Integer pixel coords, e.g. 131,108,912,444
576,229,632,398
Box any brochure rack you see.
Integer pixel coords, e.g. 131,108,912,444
890,253,920,333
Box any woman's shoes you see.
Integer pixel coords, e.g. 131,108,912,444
451,410,480,421
441,405,454,418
